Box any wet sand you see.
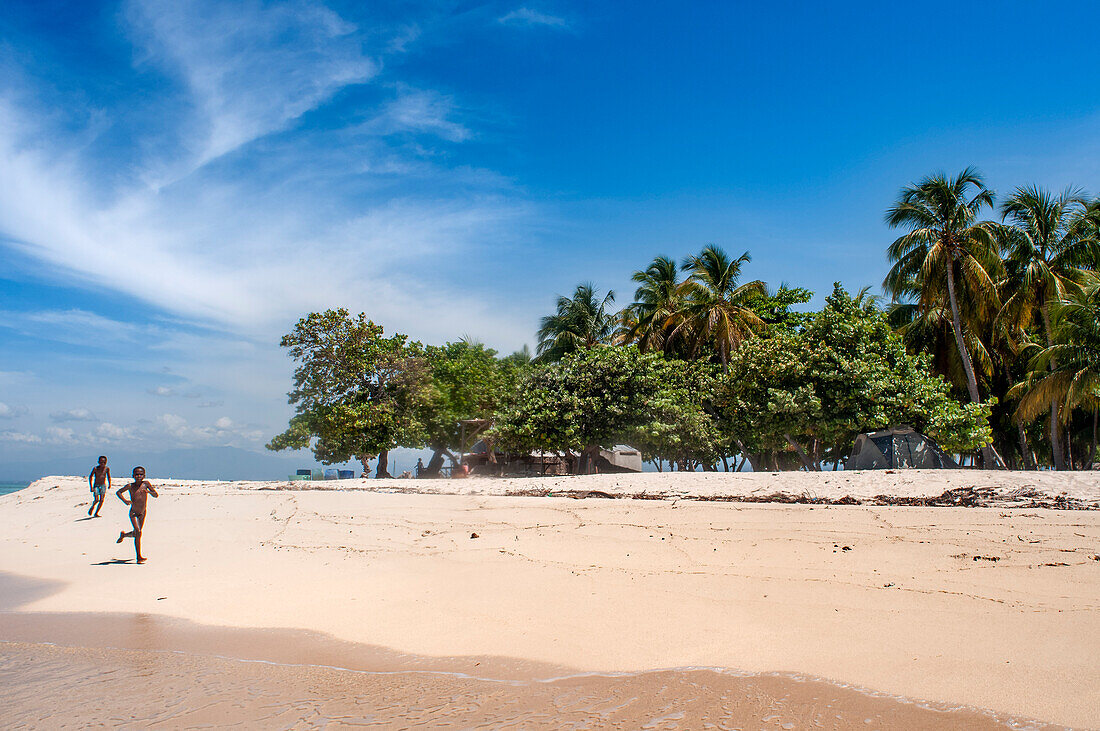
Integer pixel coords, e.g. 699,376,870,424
4,640,1039,730
1,474,1098,727
0,579,1054,728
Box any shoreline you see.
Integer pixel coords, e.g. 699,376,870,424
1,640,1035,730
0,577,1059,730
1,472,1098,726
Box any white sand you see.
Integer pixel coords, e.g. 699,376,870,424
1,470,1098,727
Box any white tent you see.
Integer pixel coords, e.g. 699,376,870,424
847,426,958,470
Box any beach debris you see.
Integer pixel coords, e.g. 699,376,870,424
841,545,852,551
470,532,479,539
1088,555,1099,561
972,555,1000,562
1042,562,1070,567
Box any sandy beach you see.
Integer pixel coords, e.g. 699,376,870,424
1,471,1098,728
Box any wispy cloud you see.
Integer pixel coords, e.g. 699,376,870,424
50,408,97,422
95,422,134,441
0,402,30,419
498,8,569,29
0,431,42,444
360,85,472,142
125,0,377,174
0,0,545,458
0,1,536,347
0,309,146,347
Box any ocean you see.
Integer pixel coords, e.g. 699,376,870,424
0,483,28,496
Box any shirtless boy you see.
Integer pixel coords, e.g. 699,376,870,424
116,467,158,564
88,456,111,517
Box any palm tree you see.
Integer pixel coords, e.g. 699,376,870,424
1014,278,1100,466
999,185,1099,469
535,283,616,362
883,168,1004,466
675,245,766,368
618,255,683,354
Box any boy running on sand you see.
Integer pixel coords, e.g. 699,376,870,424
88,456,110,517
116,466,158,564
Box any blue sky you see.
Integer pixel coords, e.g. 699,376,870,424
1,0,1098,462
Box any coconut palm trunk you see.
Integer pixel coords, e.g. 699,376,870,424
945,262,1004,468
884,168,1006,469
1039,303,1066,470
944,261,982,404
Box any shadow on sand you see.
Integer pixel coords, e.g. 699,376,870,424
91,559,133,566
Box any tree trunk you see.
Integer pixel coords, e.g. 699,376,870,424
945,261,1002,469
1039,303,1066,470
1091,408,1097,469
784,434,819,471
358,456,372,478
1016,420,1035,471
375,450,392,478
423,448,455,478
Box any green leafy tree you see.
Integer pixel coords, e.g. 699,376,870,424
744,284,814,336
267,309,430,477
491,345,668,473
535,283,616,362
418,341,529,476
714,285,992,470
883,167,1003,467
628,359,722,470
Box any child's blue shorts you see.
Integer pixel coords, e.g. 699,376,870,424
91,484,105,499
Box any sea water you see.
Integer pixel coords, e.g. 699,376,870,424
0,483,28,497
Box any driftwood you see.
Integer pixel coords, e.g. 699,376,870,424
257,482,1096,510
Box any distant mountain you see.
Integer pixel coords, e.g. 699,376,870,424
0,446,336,482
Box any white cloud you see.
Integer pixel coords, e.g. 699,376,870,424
0,430,41,444
125,0,377,172
44,426,79,444
0,0,545,459
498,8,568,28
0,309,144,347
361,86,471,142
214,416,233,429
49,408,97,422
0,402,29,419
95,422,134,440
0,12,535,347
156,413,188,434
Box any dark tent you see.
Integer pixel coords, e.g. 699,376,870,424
847,426,958,470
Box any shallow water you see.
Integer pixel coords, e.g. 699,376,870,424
0,603,1059,730
1,640,1039,730
0,483,28,497
0,574,1062,729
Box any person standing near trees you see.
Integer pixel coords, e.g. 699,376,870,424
87,455,110,518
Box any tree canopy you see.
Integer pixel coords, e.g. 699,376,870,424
269,169,1099,474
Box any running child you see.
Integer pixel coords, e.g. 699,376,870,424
87,456,110,517
116,466,158,564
